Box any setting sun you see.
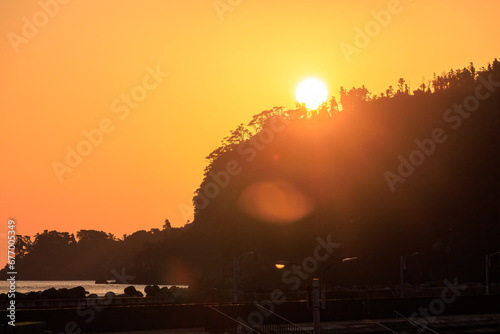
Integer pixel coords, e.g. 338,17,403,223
295,78,328,109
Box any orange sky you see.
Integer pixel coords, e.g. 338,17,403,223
1,0,499,243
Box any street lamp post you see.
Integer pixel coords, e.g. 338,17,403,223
233,252,254,303
321,257,359,282
320,257,358,308
400,252,418,298
486,251,500,295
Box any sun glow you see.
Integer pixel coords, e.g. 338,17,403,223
295,78,328,109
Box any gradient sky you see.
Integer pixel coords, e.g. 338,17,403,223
1,0,499,243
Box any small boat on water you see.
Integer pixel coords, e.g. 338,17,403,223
95,278,108,284
95,278,118,284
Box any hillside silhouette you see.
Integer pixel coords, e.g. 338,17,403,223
4,59,500,295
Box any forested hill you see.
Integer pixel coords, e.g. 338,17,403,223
190,59,500,287
4,59,500,291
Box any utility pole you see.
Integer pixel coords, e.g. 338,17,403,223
400,252,418,298
312,278,321,334
486,255,490,296
400,256,404,298
486,251,500,295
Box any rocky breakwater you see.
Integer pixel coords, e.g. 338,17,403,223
0,284,180,309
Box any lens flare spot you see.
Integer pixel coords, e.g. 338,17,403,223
238,179,315,224
165,259,194,285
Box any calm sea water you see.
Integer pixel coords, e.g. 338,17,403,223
0,280,186,297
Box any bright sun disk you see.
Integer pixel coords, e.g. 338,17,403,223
295,78,328,109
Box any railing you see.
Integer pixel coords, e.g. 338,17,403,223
207,304,312,334
252,304,312,334
254,322,311,334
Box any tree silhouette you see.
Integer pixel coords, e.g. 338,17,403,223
163,219,172,229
